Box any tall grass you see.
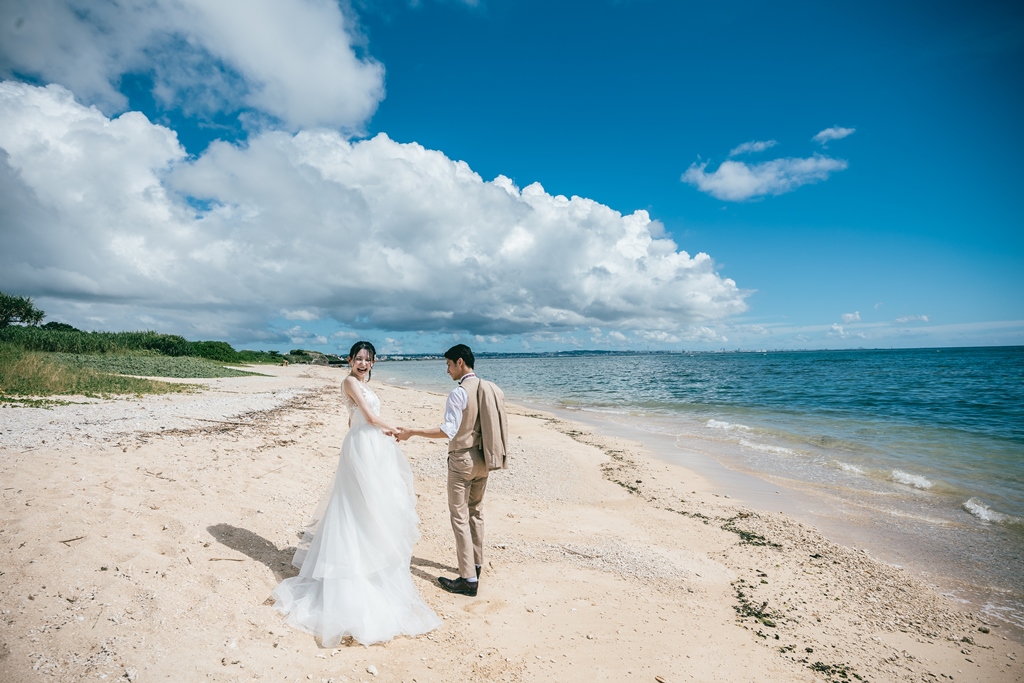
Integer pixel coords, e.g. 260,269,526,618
0,344,193,398
0,326,283,363
0,327,195,355
53,352,262,378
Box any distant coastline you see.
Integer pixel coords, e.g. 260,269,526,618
376,344,1024,361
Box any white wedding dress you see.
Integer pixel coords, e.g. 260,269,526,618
271,382,442,646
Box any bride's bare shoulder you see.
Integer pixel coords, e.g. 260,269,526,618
342,375,371,398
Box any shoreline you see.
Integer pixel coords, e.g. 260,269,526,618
550,403,1024,637
380,359,1024,641
0,366,1020,682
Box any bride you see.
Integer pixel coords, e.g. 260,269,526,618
271,341,442,646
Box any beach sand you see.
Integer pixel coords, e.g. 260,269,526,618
1,365,1020,682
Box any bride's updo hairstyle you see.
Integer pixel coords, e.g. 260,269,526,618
347,341,377,380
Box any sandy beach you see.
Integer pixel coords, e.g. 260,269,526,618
1,365,1021,683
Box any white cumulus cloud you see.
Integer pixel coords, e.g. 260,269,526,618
841,311,861,324
828,323,847,339
682,154,848,201
0,0,384,131
827,323,867,340
0,82,750,342
813,126,856,146
729,140,777,156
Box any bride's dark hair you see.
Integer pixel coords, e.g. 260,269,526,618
347,341,376,380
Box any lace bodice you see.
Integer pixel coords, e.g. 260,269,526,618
344,381,380,426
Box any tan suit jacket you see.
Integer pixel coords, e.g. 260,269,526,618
448,376,508,470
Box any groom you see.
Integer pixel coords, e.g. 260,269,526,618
396,344,500,598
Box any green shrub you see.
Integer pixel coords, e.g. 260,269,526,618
191,340,240,362
41,321,80,332
237,349,285,363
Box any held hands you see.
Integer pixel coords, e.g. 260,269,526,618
393,426,412,442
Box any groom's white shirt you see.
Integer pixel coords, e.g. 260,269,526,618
439,372,476,439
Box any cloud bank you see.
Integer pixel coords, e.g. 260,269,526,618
0,82,749,340
0,0,384,131
681,155,848,201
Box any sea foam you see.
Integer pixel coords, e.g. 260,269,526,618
963,498,1020,524
705,419,751,432
739,438,794,455
836,461,865,475
579,406,630,415
892,469,933,490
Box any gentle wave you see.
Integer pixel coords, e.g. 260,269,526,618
705,419,752,432
963,498,1022,525
892,469,933,490
836,461,865,475
738,438,795,455
578,406,631,415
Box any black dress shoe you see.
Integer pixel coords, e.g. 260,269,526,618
438,576,478,597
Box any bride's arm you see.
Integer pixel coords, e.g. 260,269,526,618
342,376,397,433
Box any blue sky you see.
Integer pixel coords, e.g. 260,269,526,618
1,0,1021,353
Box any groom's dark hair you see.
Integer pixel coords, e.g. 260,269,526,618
444,344,475,369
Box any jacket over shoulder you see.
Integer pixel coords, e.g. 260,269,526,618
476,379,508,470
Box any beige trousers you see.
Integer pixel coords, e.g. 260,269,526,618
447,446,489,579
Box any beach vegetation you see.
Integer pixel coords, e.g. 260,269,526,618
41,321,81,332
52,351,262,379
0,291,299,400
0,343,194,401
0,325,284,364
284,348,346,365
0,292,45,327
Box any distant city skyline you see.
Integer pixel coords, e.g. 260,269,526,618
1,0,1021,354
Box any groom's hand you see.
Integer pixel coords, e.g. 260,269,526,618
394,426,412,442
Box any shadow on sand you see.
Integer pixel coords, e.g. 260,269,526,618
411,555,458,584
206,523,299,582
206,524,457,589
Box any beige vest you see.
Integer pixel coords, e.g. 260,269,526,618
449,375,481,453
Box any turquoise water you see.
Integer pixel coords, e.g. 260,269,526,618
379,347,1024,630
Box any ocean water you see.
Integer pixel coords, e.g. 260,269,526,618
379,347,1024,631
